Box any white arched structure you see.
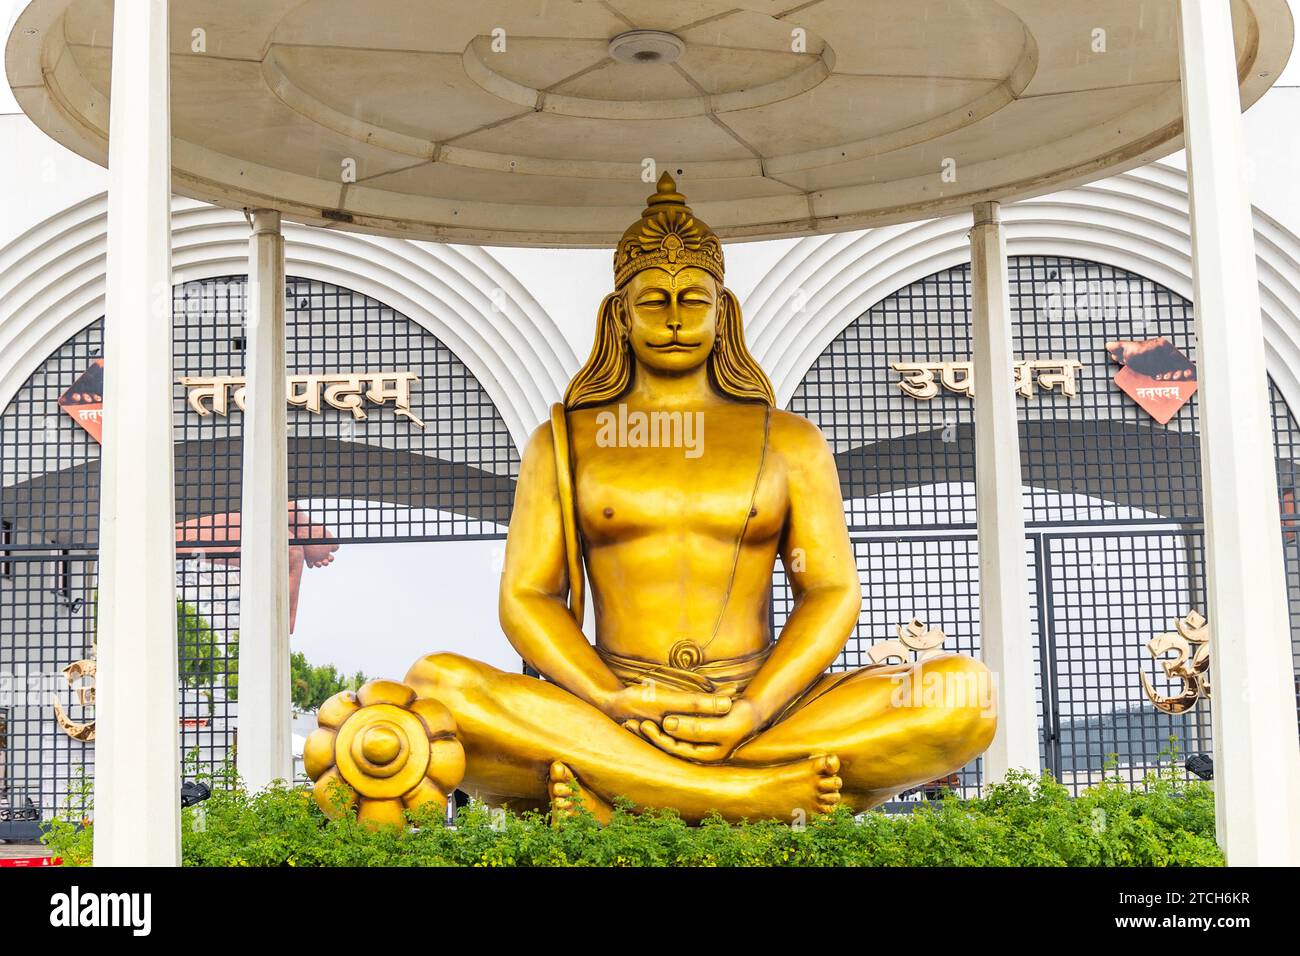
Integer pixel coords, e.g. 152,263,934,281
745,161,1300,420
13,164,1300,447
0,193,576,448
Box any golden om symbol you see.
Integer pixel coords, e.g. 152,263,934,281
868,618,949,666
51,657,97,742
1140,610,1211,715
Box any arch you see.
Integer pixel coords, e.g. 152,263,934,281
744,161,1300,419
0,194,578,449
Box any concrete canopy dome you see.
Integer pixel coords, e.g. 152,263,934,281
5,0,1293,247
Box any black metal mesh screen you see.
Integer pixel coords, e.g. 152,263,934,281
0,554,96,837
0,322,103,552
173,277,518,545
783,255,1298,796
0,276,518,833
1041,530,1209,791
1272,385,1300,718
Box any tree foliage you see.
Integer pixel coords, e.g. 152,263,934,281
290,650,366,711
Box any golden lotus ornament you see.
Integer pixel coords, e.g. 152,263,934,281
304,680,464,829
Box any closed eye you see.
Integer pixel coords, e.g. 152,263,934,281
680,288,713,305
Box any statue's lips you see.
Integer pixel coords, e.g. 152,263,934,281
647,340,701,351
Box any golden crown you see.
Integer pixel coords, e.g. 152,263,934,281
614,173,724,289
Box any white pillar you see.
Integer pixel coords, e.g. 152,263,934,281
1178,0,1300,865
236,209,292,791
93,0,179,866
970,201,1039,783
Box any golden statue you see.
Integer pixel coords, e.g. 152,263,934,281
306,174,996,826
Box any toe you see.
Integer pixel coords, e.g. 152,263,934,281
817,754,840,775
817,775,842,793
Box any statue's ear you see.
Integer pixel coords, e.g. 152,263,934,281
564,291,634,409
610,288,630,340
711,286,776,406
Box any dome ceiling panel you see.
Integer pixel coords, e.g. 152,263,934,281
717,75,1006,159
266,46,530,145
464,36,616,92
674,46,823,96
449,111,759,164
780,81,1182,195
549,59,703,101
7,0,1291,246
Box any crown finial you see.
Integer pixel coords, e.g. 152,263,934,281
646,172,685,210
614,173,724,288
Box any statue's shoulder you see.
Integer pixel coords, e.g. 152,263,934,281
767,407,831,449
523,419,556,455
520,419,559,476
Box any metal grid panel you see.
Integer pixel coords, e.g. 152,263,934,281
0,554,96,835
789,257,1202,531
1271,384,1300,716
782,255,1296,796
793,264,974,530
1013,259,1202,526
0,275,517,821
773,532,1037,798
1042,531,1210,790
174,555,240,775
172,277,519,545
772,535,983,671
0,323,103,552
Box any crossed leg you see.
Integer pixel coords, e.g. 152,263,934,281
731,653,998,809
404,653,841,823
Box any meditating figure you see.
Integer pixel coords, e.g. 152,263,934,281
310,174,995,825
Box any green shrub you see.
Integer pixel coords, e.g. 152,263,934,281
41,766,1223,867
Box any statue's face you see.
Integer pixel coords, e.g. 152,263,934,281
622,266,719,375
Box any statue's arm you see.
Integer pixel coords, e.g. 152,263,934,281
499,424,627,710
741,413,862,728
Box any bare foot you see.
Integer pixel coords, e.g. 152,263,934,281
546,754,841,825
732,754,843,821
548,761,613,825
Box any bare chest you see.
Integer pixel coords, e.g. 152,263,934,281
570,412,787,545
